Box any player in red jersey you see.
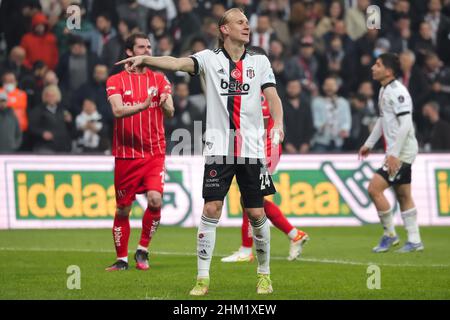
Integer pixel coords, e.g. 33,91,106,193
105,33,174,271
221,92,309,262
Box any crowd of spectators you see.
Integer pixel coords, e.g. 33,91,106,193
1,0,450,155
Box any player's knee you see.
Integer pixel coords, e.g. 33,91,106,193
247,208,265,221
396,192,410,206
147,193,162,210
116,206,131,218
367,184,380,199
203,201,222,219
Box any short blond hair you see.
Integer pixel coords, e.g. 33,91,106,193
42,84,62,104
218,7,244,47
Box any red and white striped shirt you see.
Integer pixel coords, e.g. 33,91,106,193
106,69,172,159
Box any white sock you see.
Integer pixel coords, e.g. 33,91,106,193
287,228,298,240
117,256,128,263
378,208,396,237
401,208,421,243
250,216,271,275
137,245,148,252
197,215,219,279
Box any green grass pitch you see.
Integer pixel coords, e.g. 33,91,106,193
0,226,449,300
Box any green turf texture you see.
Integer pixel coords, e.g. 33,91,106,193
0,226,449,300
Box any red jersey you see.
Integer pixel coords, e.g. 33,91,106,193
261,93,282,172
106,69,172,158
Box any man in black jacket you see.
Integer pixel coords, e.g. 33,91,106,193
28,84,73,153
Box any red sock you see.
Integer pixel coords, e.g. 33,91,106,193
241,210,253,248
264,199,294,235
139,207,161,248
112,214,130,259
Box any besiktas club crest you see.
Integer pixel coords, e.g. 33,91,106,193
246,68,255,79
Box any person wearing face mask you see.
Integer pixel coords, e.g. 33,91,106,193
0,92,22,153
19,12,59,70
0,71,28,132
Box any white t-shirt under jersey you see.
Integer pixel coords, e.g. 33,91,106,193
378,79,418,163
190,48,276,159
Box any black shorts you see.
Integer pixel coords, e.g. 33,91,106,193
376,162,412,186
202,156,276,208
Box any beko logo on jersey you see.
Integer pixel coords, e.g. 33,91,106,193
220,79,250,96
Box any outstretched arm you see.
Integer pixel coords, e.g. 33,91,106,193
116,56,195,74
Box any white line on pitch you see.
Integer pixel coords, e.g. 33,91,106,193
0,247,448,268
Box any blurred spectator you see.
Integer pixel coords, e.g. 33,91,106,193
0,91,22,153
75,98,110,153
0,0,41,52
422,101,450,151
324,34,355,96
413,21,436,66
39,0,65,28
28,84,73,153
20,60,49,110
282,79,314,154
53,3,95,56
357,80,377,114
298,19,326,55
102,19,139,74
311,76,351,152
84,0,118,26
157,34,175,57
323,19,354,58
382,0,416,32
285,35,322,96
202,17,219,50
250,13,277,54
180,37,207,113
424,0,450,64
72,64,112,124
268,39,288,98
148,15,170,56
399,50,430,132
0,71,28,131
353,28,379,88
170,0,202,55
117,0,149,34
20,12,59,70
83,13,117,57
211,1,226,21
57,36,99,95
344,0,370,40
344,93,377,151
137,0,177,23
315,0,344,38
423,51,450,114
373,37,391,59
166,82,204,155
386,14,413,53
257,1,291,49
0,46,31,85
